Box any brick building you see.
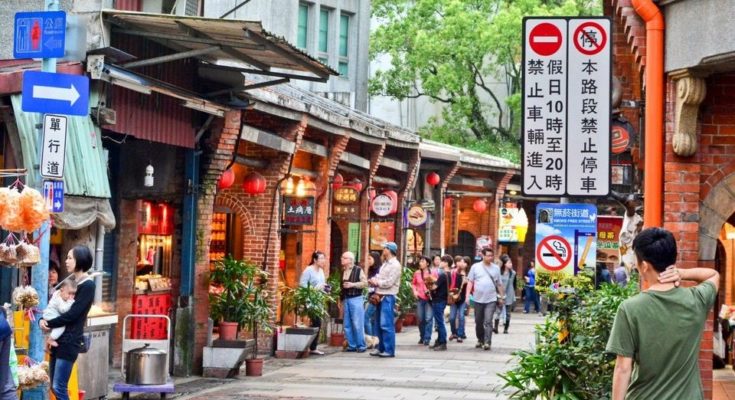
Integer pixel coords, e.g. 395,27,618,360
607,0,735,397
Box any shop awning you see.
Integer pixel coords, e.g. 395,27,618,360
10,95,112,199
102,10,337,81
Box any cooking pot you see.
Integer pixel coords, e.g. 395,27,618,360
125,343,167,385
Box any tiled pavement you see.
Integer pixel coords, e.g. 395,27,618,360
108,311,542,400
715,368,735,400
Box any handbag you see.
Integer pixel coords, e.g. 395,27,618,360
447,271,463,305
78,333,92,353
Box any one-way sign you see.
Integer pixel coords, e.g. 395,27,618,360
21,71,89,116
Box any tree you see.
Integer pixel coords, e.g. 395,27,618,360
370,0,601,162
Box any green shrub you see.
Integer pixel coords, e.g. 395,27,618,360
500,275,639,399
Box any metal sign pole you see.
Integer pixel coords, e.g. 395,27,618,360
26,1,59,399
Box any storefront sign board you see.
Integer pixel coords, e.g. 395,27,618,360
370,222,395,250
596,216,623,267
371,194,395,217
498,205,529,243
407,205,428,226
283,196,315,225
348,222,361,258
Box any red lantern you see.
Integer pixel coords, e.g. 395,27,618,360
332,173,344,189
243,171,267,195
426,172,440,186
472,198,487,213
350,178,363,192
383,190,398,213
218,168,235,190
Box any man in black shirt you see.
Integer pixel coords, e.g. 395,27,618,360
430,255,451,351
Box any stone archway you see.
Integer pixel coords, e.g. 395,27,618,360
699,172,735,261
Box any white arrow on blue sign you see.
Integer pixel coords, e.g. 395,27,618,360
21,71,89,116
43,180,64,213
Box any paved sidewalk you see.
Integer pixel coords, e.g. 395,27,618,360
162,311,543,400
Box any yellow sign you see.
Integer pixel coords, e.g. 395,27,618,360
498,206,529,242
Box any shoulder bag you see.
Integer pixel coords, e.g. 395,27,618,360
447,271,464,305
481,265,504,304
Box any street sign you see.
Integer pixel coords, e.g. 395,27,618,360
13,11,66,59
43,180,64,213
566,19,611,196
536,235,572,271
21,71,89,116
522,17,611,197
535,202,597,275
40,114,68,179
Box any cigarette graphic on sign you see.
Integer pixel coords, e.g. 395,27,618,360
575,231,596,272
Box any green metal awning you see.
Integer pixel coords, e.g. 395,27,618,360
10,95,111,198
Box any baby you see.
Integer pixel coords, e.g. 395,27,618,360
43,279,76,347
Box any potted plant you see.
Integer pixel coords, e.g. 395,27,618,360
278,284,333,357
326,270,345,346
395,267,416,333
209,255,251,341
238,261,273,377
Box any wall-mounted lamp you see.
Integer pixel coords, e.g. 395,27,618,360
144,163,154,187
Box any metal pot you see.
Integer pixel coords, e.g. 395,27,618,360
125,344,167,385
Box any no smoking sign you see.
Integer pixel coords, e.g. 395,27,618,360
535,235,572,272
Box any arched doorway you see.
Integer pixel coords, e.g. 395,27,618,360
447,230,476,257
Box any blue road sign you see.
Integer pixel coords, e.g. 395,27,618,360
14,11,66,59
43,180,64,213
22,71,89,116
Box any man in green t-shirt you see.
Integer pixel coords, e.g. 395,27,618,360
606,227,719,400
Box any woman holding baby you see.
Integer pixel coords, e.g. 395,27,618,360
39,246,96,400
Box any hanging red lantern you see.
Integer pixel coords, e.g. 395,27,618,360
243,171,267,195
383,190,398,213
426,172,440,186
332,173,344,189
350,178,363,192
218,168,235,190
472,198,487,213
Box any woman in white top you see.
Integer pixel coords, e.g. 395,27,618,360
299,250,327,355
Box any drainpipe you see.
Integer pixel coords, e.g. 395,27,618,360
632,0,665,228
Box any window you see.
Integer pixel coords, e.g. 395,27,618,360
318,8,330,54
338,14,349,76
297,4,308,49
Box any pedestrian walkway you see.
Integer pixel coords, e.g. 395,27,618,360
715,368,735,400
159,311,543,400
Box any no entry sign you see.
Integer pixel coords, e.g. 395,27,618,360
536,235,572,271
522,17,611,197
529,23,563,56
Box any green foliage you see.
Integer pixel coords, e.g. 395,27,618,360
326,269,343,305
396,266,417,316
281,284,334,323
500,275,639,399
370,0,601,161
209,256,273,354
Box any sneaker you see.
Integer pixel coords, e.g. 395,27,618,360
377,352,395,358
344,348,357,352
433,343,447,351
423,341,430,346
418,339,425,345
483,344,491,351
449,334,457,341
457,338,463,343
370,350,382,356
475,342,484,348
310,350,325,355
460,335,467,339
357,348,367,353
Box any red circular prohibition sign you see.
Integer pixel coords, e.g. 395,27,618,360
529,23,563,56
536,235,573,271
573,21,607,56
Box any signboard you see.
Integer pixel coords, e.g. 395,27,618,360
40,114,68,178
498,206,529,243
334,187,359,204
347,222,361,258
21,71,90,116
535,203,597,275
43,180,64,213
597,216,623,267
370,222,395,250
371,194,395,217
406,229,424,254
283,196,315,225
407,205,428,226
522,17,611,197
14,11,66,59
475,236,492,257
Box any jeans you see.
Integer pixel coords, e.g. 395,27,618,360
0,336,18,400
364,302,377,337
524,286,540,313
449,302,467,337
50,356,75,400
343,296,366,350
474,301,497,344
374,295,396,355
416,299,433,343
310,316,322,351
432,301,447,345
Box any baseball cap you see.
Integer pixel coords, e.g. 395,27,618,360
382,242,398,253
